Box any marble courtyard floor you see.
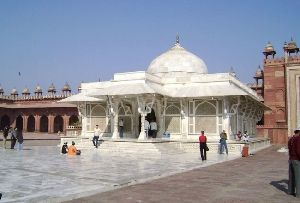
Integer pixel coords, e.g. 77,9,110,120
0,143,241,203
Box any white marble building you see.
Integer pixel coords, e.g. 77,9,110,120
62,38,267,141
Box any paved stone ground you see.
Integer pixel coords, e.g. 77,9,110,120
0,138,241,203
65,146,299,203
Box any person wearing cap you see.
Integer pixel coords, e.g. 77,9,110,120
288,127,300,197
68,141,81,155
199,131,207,161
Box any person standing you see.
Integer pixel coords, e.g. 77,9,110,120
199,131,207,161
144,119,150,139
219,130,228,154
150,120,157,138
10,128,17,149
2,125,9,149
288,128,300,198
93,125,101,148
16,128,24,150
119,118,124,138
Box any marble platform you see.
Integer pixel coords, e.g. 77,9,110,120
0,145,242,203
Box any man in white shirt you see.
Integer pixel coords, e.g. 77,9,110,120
150,120,158,138
93,125,101,148
144,119,150,138
119,119,124,138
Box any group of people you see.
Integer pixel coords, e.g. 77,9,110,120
2,126,24,150
199,129,250,161
61,141,81,155
144,119,157,138
118,119,158,139
288,127,300,198
236,130,250,142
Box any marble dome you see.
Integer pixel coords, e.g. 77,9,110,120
147,41,208,76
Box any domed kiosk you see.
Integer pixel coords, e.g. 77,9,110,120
61,37,269,144
147,40,208,77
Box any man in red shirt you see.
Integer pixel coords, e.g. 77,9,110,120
288,127,300,198
199,131,207,161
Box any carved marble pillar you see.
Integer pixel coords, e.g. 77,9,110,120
180,99,188,139
137,97,151,140
223,97,231,137
111,99,120,139
138,112,147,140
156,100,164,138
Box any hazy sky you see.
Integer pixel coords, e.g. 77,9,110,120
0,0,299,94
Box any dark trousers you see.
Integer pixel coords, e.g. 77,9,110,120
199,142,207,161
290,160,300,197
11,139,16,149
152,130,157,138
119,126,124,138
92,136,99,148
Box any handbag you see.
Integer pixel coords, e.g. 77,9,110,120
205,144,209,151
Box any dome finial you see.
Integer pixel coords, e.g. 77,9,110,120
176,34,180,44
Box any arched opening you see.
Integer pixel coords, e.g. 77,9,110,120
40,115,48,132
69,115,79,126
0,114,10,130
27,115,35,132
16,115,23,131
54,115,63,133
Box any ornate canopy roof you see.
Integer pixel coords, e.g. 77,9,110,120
147,37,208,76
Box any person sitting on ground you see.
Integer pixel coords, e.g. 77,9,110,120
61,142,68,154
242,130,249,142
68,141,81,155
236,131,242,141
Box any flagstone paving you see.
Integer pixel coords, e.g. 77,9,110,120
66,146,299,203
0,143,240,203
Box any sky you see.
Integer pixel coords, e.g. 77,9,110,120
0,0,300,95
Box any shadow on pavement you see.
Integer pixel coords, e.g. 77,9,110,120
270,179,289,194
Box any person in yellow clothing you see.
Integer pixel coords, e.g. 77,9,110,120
68,141,81,155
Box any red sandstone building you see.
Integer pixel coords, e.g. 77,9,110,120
251,38,300,144
0,83,78,133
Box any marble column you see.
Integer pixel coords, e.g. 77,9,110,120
156,100,164,138
111,100,120,139
223,97,232,137
138,113,147,140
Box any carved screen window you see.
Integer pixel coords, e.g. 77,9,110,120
165,103,181,133
89,104,110,132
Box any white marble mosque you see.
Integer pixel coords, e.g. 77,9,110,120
62,37,268,142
